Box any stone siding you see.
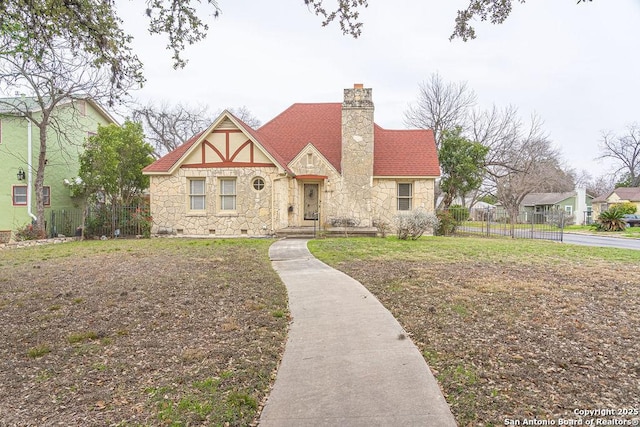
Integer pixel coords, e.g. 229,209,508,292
371,178,436,229
150,166,283,236
336,86,375,226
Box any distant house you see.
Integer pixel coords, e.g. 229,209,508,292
592,187,640,218
0,97,118,235
143,84,440,237
520,188,593,225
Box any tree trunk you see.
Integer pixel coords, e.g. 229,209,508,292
34,121,48,239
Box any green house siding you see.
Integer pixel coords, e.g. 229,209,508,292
0,100,116,233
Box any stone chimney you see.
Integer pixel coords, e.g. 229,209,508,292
340,84,374,224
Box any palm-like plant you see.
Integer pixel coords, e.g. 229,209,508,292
596,206,627,232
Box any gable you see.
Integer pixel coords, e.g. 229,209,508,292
182,127,273,168
144,111,283,175
288,143,339,177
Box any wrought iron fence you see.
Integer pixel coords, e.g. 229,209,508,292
440,206,565,242
48,204,151,238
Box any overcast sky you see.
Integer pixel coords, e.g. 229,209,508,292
119,0,640,177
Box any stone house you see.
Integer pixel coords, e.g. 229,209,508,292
143,84,440,237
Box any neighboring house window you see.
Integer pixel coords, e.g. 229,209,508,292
189,179,206,210
220,178,236,210
12,186,27,205
10,186,50,206
43,186,51,206
565,205,573,215
397,183,412,211
252,177,265,191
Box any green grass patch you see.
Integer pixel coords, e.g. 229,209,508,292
67,331,98,344
308,235,640,265
271,308,286,318
27,344,51,358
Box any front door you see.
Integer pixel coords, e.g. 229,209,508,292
303,184,319,223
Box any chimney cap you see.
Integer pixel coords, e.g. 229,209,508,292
353,83,364,89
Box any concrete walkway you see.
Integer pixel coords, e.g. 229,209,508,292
259,239,457,427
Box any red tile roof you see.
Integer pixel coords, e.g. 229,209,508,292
373,125,439,176
142,131,203,173
144,102,440,178
257,103,343,171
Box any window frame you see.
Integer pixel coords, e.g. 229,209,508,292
252,177,265,191
188,178,206,211
219,178,237,211
43,186,51,206
397,182,413,211
12,185,27,206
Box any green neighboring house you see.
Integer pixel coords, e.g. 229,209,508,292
0,97,117,238
520,188,594,225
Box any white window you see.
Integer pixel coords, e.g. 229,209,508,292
397,183,412,211
13,186,27,206
220,178,236,211
189,179,206,211
565,205,573,215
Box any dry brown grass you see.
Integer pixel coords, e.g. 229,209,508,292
310,237,640,427
0,238,288,426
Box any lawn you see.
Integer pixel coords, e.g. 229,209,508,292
2,236,638,427
309,237,640,426
0,238,288,426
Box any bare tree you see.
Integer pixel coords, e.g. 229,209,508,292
404,73,477,147
0,39,136,237
572,169,615,199
133,103,212,158
487,116,569,225
133,103,262,158
225,106,262,129
598,123,640,187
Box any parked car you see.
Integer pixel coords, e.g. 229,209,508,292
622,214,640,227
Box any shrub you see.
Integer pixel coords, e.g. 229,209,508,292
394,209,439,240
14,223,42,241
546,211,573,227
372,219,390,238
449,205,470,222
595,206,627,231
611,202,637,215
435,210,458,236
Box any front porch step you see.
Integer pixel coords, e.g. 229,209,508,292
275,227,378,238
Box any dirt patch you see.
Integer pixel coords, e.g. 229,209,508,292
336,258,640,426
0,239,288,426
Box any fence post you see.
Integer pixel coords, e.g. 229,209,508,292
485,206,490,237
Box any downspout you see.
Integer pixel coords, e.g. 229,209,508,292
26,118,37,222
